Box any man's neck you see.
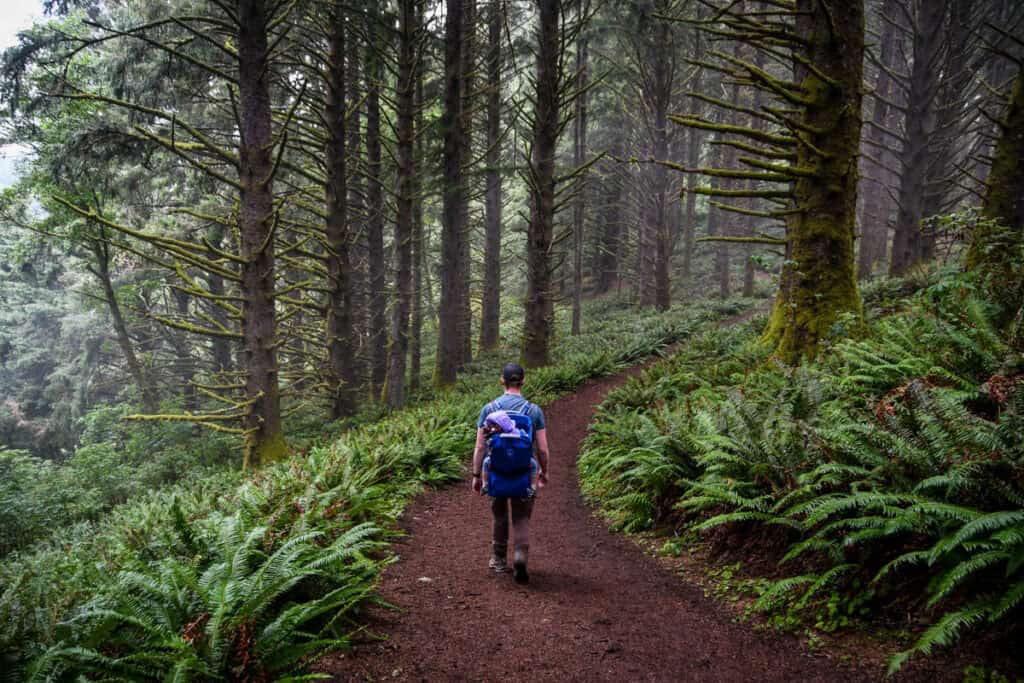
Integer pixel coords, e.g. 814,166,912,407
504,387,523,396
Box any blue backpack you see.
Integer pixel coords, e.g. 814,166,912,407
485,412,534,498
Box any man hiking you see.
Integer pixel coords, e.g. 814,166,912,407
471,362,549,584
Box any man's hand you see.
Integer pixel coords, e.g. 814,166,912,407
471,475,483,495
538,470,548,489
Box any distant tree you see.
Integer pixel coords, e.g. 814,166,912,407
383,0,420,408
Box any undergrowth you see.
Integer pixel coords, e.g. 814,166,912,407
580,269,1024,674
0,295,750,681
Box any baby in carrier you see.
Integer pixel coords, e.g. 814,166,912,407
481,410,539,498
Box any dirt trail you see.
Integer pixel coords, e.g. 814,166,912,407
318,364,951,682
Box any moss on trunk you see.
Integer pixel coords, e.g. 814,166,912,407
762,0,865,363
967,66,1024,270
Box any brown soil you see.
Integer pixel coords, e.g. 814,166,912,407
317,365,966,683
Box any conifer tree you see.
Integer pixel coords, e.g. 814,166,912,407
673,0,866,361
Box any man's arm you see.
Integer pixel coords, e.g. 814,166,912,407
471,427,487,494
534,428,549,483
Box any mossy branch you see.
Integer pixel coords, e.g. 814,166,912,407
670,115,795,147
690,186,791,199
697,235,788,245
149,314,244,339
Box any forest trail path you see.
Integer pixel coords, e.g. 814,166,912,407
318,351,939,682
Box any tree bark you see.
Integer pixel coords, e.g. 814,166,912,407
889,0,944,277
204,224,234,376
571,23,588,331
347,16,367,395
457,0,476,365
595,138,622,293
480,0,503,350
522,0,560,367
384,0,417,408
238,0,285,467
365,6,388,398
436,0,465,386
91,236,159,415
651,16,672,312
857,0,900,279
762,0,865,362
325,3,357,420
171,286,197,412
410,0,426,392
968,66,1024,268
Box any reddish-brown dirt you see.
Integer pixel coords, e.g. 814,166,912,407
317,366,963,682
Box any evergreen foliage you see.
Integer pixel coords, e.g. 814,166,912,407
0,297,734,679
579,267,1024,670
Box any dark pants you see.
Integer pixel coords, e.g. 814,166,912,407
491,496,534,552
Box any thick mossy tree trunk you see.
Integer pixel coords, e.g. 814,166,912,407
522,0,559,367
480,0,503,351
967,66,1024,270
384,0,416,409
238,0,285,468
762,0,865,362
436,0,465,386
325,4,357,420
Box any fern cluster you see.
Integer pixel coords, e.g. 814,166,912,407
1,297,741,679
579,273,1024,671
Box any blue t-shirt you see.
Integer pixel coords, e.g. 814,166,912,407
477,393,546,431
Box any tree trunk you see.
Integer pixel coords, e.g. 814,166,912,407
480,0,503,350
571,26,588,331
238,0,285,467
171,287,197,412
652,19,671,312
705,119,724,295
347,20,367,396
325,3,357,420
596,142,622,293
889,0,943,277
742,40,767,298
436,0,465,386
92,237,159,414
857,0,900,279
205,224,234,375
968,66,1024,268
457,0,476,365
410,0,425,392
680,13,704,285
384,0,417,409
762,0,864,362
681,123,700,283
366,7,388,398
522,0,559,367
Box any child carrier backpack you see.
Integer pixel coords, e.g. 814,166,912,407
485,412,534,498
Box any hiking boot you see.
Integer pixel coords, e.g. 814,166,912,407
512,546,529,584
489,542,508,573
